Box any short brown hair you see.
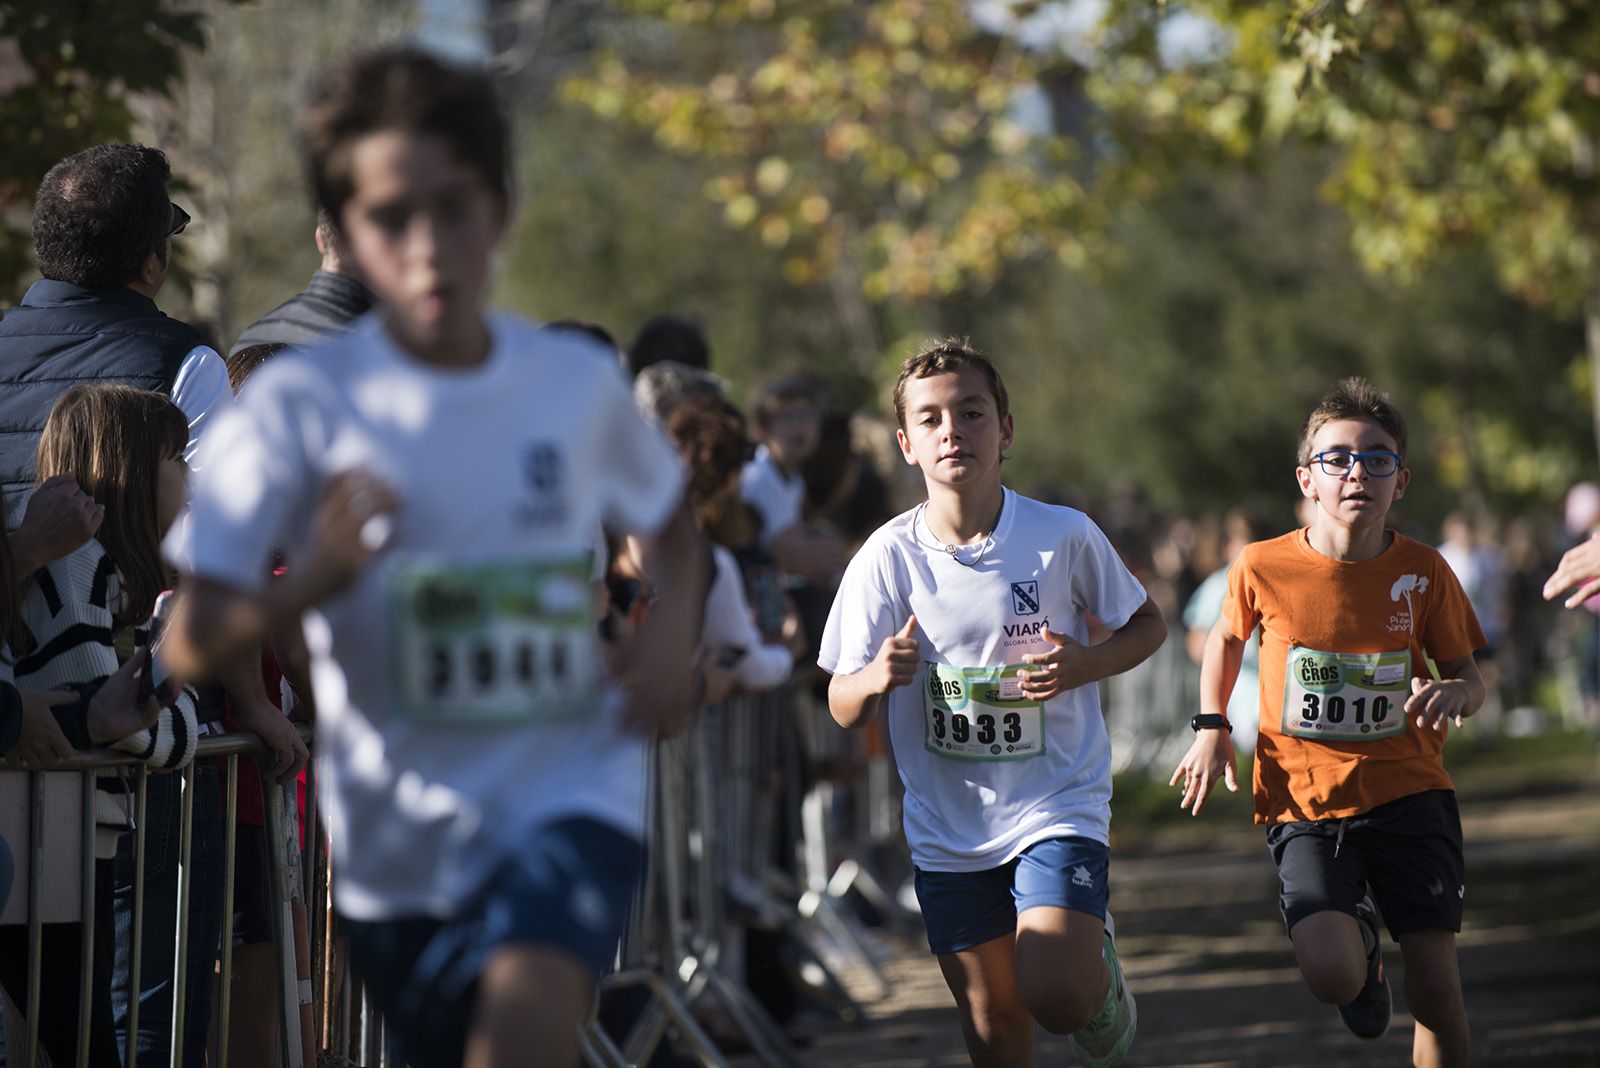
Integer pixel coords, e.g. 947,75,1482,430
892,338,1009,429
1298,377,1407,465
300,47,510,225
37,385,188,626
226,342,289,394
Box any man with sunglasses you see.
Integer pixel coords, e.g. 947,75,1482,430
0,142,250,1068
1171,377,1486,1068
0,143,234,525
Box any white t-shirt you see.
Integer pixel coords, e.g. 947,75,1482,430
818,488,1147,872
703,545,793,692
170,345,234,467
168,313,684,921
739,446,805,548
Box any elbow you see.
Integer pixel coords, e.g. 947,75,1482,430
1149,611,1170,650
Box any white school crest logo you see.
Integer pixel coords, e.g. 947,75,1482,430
1388,574,1429,634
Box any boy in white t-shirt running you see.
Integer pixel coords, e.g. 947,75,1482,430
163,48,703,1068
819,340,1166,1068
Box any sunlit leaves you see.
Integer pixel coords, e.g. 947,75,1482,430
1098,0,1600,314
564,0,1091,302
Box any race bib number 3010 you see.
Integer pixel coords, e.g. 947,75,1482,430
389,556,599,726
1282,646,1410,741
924,662,1044,761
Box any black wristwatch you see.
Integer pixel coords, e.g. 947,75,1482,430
1191,713,1232,733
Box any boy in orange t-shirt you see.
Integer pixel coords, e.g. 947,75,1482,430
1172,378,1485,1067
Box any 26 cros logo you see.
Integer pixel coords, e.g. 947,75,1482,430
1011,581,1040,616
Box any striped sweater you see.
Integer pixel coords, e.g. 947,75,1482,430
16,539,199,856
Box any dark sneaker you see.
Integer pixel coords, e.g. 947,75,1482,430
1338,896,1392,1040
1069,912,1137,1067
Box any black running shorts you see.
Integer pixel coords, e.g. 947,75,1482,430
1266,788,1465,941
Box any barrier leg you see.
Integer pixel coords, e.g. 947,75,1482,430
217,754,239,1068
169,762,196,1067
23,772,44,1068
75,771,97,1068
262,775,304,1068
126,766,148,1068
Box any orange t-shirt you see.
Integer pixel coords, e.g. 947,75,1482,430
1224,529,1485,824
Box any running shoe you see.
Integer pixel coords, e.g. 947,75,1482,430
1338,895,1392,1040
1069,912,1137,1068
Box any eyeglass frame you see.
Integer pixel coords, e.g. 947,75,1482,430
164,203,190,240
1306,449,1403,478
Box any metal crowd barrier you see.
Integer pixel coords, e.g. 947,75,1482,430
0,727,331,1068
588,684,912,1066
0,681,918,1068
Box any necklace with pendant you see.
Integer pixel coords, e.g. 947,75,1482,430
915,502,992,567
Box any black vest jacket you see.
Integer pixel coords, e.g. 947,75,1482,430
0,280,202,522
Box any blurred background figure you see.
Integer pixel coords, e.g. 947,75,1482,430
1182,510,1266,751
228,210,374,356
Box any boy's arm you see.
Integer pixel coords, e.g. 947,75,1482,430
1016,596,1166,700
1170,617,1248,815
827,615,919,730
619,502,710,738
1405,654,1485,731
167,470,399,679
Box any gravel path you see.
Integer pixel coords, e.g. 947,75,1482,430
782,768,1600,1067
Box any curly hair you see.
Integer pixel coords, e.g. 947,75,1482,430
1298,377,1407,465
33,143,174,289
666,396,751,513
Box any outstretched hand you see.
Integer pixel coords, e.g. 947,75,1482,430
1544,532,1600,609
1018,627,1093,700
1169,727,1238,816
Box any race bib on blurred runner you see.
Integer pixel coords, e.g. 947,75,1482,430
390,555,599,725
1282,646,1409,741
924,662,1044,761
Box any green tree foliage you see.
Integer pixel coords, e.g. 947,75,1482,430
1095,0,1600,456
0,0,242,302
562,0,1101,320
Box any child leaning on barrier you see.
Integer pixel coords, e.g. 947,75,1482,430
0,384,200,1068
819,339,1165,1068
666,396,797,701
163,47,704,1068
1172,377,1485,1065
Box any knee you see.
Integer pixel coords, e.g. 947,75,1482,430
1019,970,1103,1035
962,995,1035,1055
1404,967,1462,1026
1300,957,1365,1005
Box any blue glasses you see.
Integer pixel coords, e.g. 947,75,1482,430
1309,450,1401,477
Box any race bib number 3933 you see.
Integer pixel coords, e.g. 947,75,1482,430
924,662,1044,761
1282,646,1410,741
389,556,599,726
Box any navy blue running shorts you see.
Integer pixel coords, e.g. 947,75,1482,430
341,816,642,1067
914,835,1111,956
